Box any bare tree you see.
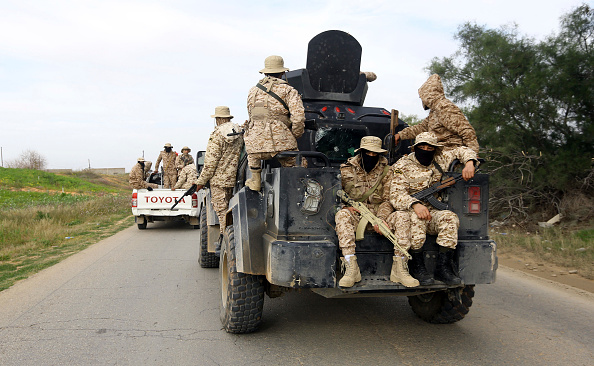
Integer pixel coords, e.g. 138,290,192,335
7,150,48,170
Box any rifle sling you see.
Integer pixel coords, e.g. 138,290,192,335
356,165,390,203
255,83,290,115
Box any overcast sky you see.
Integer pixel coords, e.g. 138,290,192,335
0,0,588,170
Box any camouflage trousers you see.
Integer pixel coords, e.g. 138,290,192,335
163,171,178,189
211,185,233,234
335,208,409,256
247,150,307,169
407,208,460,250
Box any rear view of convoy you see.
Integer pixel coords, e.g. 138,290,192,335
142,30,498,334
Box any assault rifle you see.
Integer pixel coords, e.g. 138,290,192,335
337,190,411,259
411,173,464,210
170,184,198,210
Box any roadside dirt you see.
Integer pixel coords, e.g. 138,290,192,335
498,251,594,293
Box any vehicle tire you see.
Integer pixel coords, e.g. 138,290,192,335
219,225,265,333
408,285,475,324
137,223,147,230
198,208,218,268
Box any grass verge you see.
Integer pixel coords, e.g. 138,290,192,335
491,224,594,279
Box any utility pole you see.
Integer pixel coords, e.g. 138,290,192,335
1,147,3,167
88,159,91,169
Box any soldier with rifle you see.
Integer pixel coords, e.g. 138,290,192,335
335,136,419,288
390,132,478,286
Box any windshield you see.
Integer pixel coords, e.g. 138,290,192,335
315,126,368,162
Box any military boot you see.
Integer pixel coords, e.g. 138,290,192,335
338,255,361,288
245,168,262,191
409,250,434,285
434,248,462,285
390,256,420,287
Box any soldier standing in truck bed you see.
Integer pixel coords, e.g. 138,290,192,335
394,74,480,155
335,136,419,288
154,143,178,189
175,146,194,171
194,106,243,252
129,157,158,190
390,132,478,286
244,55,306,191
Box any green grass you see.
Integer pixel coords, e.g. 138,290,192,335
491,224,594,279
0,168,133,291
0,168,120,193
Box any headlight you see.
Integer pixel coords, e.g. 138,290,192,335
299,178,323,215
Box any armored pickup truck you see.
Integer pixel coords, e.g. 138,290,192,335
197,30,497,333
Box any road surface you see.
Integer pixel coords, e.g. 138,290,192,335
0,222,592,365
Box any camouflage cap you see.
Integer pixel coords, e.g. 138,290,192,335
137,157,145,162
413,132,443,147
164,142,173,148
211,106,233,118
181,146,191,152
259,55,289,74
354,136,387,154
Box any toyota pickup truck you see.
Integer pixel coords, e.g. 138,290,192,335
131,188,200,229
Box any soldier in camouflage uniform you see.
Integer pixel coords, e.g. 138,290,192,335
154,143,178,189
394,74,480,155
193,106,243,251
176,146,194,171
173,163,197,190
129,157,158,190
244,55,306,191
390,132,478,285
335,136,418,288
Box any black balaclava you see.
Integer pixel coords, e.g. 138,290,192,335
165,147,172,153
414,145,436,166
361,151,379,173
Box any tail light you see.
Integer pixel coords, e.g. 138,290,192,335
132,192,138,207
467,186,481,214
191,193,198,208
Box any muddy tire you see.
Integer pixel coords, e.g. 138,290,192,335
198,208,218,268
408,285,475,324
219,225,265,333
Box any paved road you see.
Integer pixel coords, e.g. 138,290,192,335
1,222,592,365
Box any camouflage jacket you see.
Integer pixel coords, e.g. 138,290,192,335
196,122,243,188
399,74,480,154
390,146,478,211
155,150,178,173
175,153,195,170
175,163,198,190
129,162,154,189
340,154,394,221
244,76,305,154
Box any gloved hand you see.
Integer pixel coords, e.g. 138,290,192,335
147,186,153,191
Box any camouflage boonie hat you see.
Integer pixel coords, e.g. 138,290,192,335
354,136,387,154
413,132,443,147
211,106,233,118
181,146,191,152
164,142,173,148
260,55,289,74
137,157,145,162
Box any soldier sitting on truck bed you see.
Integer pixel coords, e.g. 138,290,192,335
244,55,306,191
390,132,478,285
336,136,419,288
129,157,158,191
193,106,243,253
172,163,197,191
394,74,480,155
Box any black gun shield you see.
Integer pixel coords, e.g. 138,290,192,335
306,30,362,93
